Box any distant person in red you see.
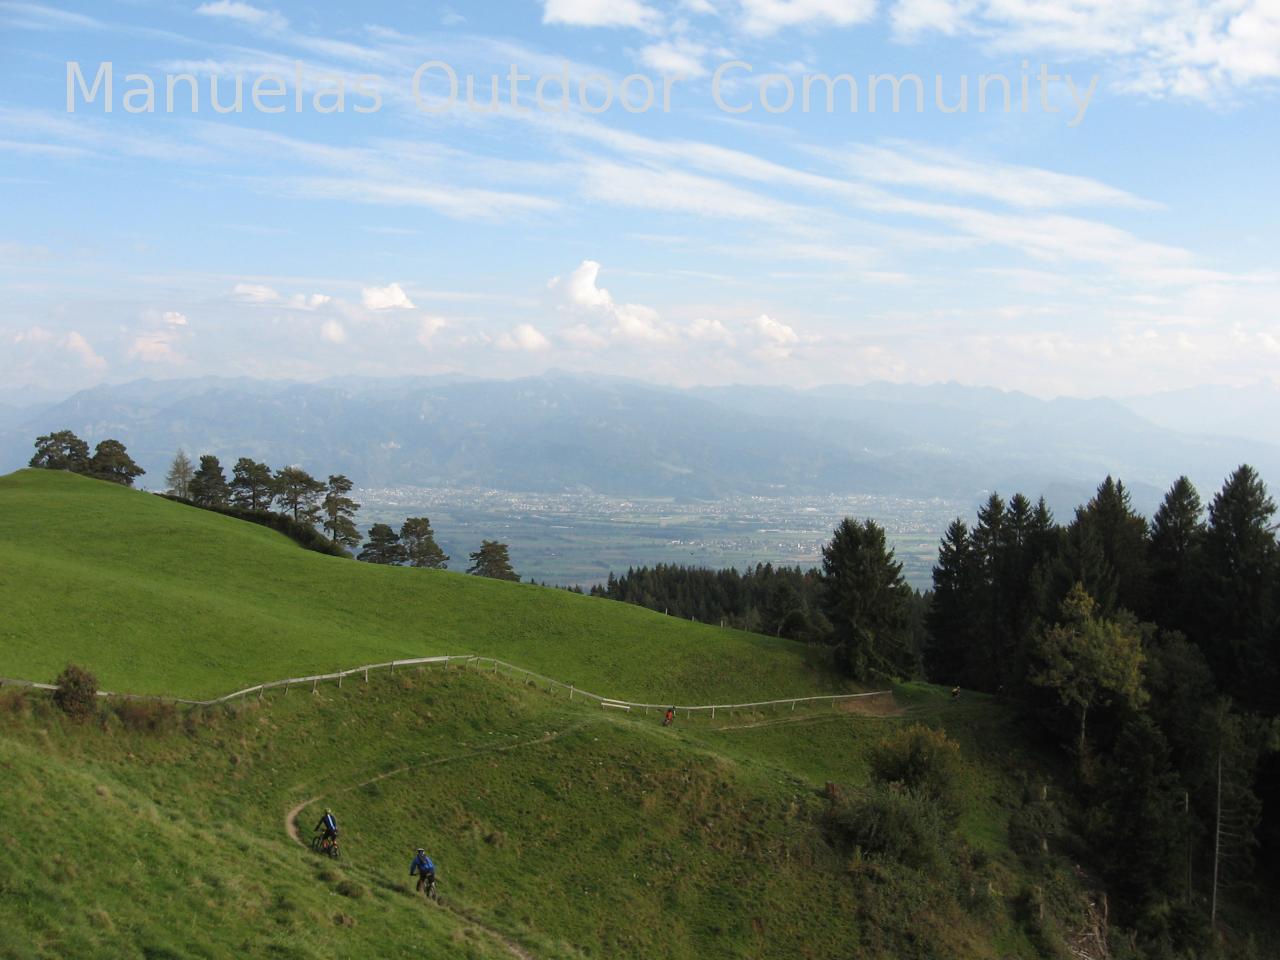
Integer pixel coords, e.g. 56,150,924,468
663,706,675,726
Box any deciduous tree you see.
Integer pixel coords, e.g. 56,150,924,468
166,449,194,499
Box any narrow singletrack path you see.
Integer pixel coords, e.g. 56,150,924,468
284,721,591,960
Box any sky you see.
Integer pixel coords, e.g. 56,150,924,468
2,0,1279,401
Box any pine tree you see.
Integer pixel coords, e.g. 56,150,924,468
1199,465,1278,710
400,517,448,568
273,466,325,525
29,429,90,472
1074,476,1151,616
230,458,274,511
165,450,194,499
1095,716,1191,912
1149,476,1204,638
925,519,976,684
321,474,360,548
86,439,145,487
189,455,230,507
358,523,405,564
467,540,519,581
820,517,916,680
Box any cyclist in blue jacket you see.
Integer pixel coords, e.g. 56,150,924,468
410,848,437,896
315,808,338,846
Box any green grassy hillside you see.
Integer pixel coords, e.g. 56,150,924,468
0,469,842,701
2,468,1100,959
1,668,1083,960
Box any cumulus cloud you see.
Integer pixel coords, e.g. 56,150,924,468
417,316,447,345
232,284,330,310
129,332,180,363
63,331,106,369
687,317,735,344
548,260,673,344
362,282,416,310
194,1,287,32
162,310,189,326
320,319,347,344
13,326,55,344
748,313,801,359
498,323,551,351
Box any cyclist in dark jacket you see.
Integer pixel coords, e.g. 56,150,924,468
316,808,338,842
410,848,436,895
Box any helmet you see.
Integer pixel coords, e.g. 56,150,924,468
325,808,332,813
416,848,425,854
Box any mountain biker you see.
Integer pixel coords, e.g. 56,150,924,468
410,848,437,895
315,808,338,848
663,706,675,726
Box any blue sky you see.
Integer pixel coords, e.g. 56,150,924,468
2,0,1278,400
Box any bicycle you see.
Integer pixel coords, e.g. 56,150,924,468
312,832,341,859
418,875,440,903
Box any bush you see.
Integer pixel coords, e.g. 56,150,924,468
827,782,952,869
157,495,350,558
115,699,177,732
53,663,98,720
868,723,965,818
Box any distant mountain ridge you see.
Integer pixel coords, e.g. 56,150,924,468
3,373,1277,510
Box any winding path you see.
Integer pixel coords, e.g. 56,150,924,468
283,723,590,960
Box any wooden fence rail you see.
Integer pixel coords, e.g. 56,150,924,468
0,655,890,715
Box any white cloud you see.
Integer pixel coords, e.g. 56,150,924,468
14,326,55,344
740,0,876,36
888,0,1280,100
287,293,331,311
362,282,416,310
748,313,801,358
498,323,551,351
688,317,736,344
64,331,106,370
548,260,674,344
542,0,660,30
129,332,180,363
194,1,287,32
232,282,280,302
162,310,189,326
320,320,347,344
840,143,1156,210
417,316,447,345
638,38,710,76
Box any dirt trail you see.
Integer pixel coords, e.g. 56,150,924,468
283,723,587,960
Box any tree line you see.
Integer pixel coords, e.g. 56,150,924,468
595,467,1280,953
26,431,519,581
924,467,1280,953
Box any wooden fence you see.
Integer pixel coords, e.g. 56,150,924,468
0,654,890,717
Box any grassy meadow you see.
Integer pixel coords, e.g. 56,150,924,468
1,468,1095,958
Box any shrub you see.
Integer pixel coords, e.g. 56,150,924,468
158,495,350,558
53,663,98,720
868,723,964,818
827,782,951,870
115,699,177,732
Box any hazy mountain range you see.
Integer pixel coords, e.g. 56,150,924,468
2,374,1277,514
